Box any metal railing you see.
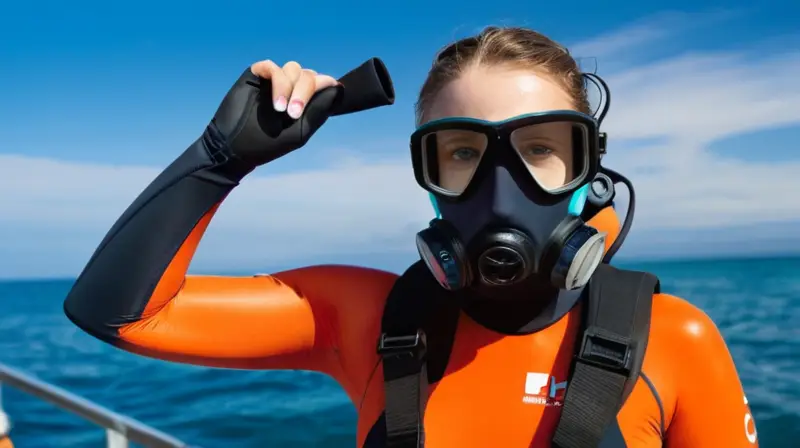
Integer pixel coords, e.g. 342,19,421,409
0,362,189,448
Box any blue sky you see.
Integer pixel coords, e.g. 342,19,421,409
1,1,799,278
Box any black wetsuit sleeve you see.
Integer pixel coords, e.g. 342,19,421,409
64,58,396,344
63,130,251,342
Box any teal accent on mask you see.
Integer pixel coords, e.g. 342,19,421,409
568,184,590,216
429,193,441,218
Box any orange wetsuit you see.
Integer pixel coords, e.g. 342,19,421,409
63,146,758,447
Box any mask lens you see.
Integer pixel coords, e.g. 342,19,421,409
510,121,590,193
421,129,489,195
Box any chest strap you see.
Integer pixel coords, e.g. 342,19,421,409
552,264,659,447
378,261,460,448
378,262,659,448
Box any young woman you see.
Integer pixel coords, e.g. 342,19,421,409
64,27,757,447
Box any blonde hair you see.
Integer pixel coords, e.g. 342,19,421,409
416,26,590,124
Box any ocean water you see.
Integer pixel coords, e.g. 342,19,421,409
0,256,798,447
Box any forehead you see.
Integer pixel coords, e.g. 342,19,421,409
424,65,575,123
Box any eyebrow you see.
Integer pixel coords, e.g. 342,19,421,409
514,134,564,144
437,133,485,144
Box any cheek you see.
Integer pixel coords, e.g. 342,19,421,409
526,156,573,190
530,166,567,189
562,151,575,181
436,159,479,193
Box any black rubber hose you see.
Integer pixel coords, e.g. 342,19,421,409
331,57,395,116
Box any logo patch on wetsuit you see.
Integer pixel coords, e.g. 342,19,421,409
523,372,567,406
743,395,757,444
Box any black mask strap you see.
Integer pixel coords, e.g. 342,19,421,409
581,167,637,264
601,167,636,263
582,73,611,125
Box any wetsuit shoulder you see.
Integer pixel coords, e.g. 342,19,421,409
644,293,758,447
270,264,398,397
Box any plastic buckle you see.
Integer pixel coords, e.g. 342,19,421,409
578,327,632,375
377,329,427,360
599,132,607,155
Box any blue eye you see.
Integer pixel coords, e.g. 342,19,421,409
452,148,481,161
521,146,553,157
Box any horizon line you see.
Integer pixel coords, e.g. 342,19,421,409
1,250,797,284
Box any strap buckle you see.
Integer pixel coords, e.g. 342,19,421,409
578,327,632,375
599,132,607,155
377,329,427,361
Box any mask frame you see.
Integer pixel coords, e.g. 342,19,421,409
410,110,601,204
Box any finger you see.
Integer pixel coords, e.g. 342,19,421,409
250,59,276,79
287,69,318,119
250,59,292,112
282,61,303,86
313,74,339,92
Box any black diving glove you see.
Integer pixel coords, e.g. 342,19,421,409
201,58,395,176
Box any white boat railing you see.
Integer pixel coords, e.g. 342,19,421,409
0,362,189,448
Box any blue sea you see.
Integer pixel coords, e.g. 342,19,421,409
1,256,798,447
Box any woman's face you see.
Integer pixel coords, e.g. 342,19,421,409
423,65,577,193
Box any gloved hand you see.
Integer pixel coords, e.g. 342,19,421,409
203,58,395,171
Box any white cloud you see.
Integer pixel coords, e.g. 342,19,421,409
2,15,800,277
569,11,699,60
600,50,800,229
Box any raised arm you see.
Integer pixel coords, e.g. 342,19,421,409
64,59,395,390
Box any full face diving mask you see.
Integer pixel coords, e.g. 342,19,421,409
411,110,606,293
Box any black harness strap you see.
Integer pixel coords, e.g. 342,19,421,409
378,261,460,448
552,264,660,448
378,262,660,448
